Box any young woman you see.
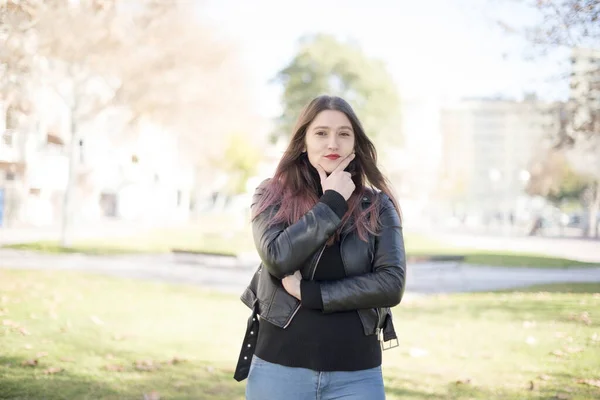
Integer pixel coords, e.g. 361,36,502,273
238,95,406,400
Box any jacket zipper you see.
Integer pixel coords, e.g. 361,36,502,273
339,233,347,275
283,244,326,329
311,245,327,279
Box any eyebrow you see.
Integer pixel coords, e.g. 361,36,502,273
312,125,354,131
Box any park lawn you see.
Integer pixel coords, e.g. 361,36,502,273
1,269,599,400
3,228,255,257
404,234,599,268
4,231,599,268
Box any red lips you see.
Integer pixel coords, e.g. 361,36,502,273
324,154,341,160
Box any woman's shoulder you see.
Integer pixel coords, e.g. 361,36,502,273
360,187,390,204
251,178,278,211
361,187,398,219
255,178,271,192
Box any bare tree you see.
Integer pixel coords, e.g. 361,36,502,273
496,0,600,237
1,0,254,245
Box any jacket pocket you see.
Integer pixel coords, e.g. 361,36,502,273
240,263,307,330
268,286,300,328
357,308,378,336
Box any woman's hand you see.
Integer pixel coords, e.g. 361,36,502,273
282,270,302,300
316,153,356,201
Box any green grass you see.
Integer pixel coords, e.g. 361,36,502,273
1,269,599,400
3,228,254,257
404,234,599,268
497,282,600,294
3,230,599,268
460,252,597,268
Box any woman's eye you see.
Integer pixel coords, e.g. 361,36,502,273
316,131,326,136
340,132,351,136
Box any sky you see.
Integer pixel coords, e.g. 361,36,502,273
197,0,568,119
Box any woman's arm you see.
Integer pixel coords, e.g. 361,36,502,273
301,194,406,312
252,180,348,280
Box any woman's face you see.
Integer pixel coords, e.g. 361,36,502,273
304,110,355,174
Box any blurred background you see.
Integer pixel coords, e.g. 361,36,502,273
0,0,599,246
1,1,600,399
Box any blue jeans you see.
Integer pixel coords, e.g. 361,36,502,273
245,355,386,400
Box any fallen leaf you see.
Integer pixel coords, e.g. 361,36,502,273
2,320,19,328
167,357,186,365
564,346,583,354
135,360,158,372
576,379,600,388
568,312,592,325
19,327,31,336
105,364,125,372
36,352,48,358
90,316,104,326
550,350,566,357
44,367,63,375
455,378,472,385
22,359,38,367
143,391,160,400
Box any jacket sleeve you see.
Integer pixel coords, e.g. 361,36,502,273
318,194,406,312
251,180,347,280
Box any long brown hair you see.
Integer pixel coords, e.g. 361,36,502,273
252,95,401,243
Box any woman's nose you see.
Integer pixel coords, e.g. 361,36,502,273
327,137,339,150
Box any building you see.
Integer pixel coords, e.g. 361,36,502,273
569,47,600,102
438,97,558,226
1,87,196,227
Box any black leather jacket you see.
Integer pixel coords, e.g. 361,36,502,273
240,181,406,342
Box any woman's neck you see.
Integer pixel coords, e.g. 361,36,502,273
306,163,324,197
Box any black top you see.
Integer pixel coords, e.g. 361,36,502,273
254,180,381,371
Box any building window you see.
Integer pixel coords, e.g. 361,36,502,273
1,131,13,146
5,106,18,130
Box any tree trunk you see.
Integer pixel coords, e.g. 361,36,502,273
60,117,78,248
588,180,600,239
